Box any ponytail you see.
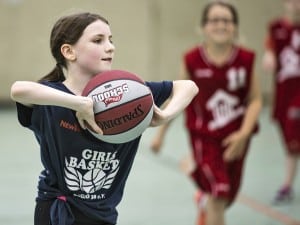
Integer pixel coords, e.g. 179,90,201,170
38,63,65,83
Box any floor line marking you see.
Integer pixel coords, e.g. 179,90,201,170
237,193,300,225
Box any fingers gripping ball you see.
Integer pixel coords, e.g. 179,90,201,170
82,70,154,143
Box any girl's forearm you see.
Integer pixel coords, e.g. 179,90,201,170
240,97,262,137
10,81,90,111
163,80,198,121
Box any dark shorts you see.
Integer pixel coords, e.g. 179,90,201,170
34,200,114,225
278,104,300,155
188,133,250,205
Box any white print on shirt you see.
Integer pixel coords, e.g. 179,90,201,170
195,68,213,78
287,106,300,120
291,30,300,50
227,67,246,91
64,149,120,196
278,31,300,82
207,89,244,131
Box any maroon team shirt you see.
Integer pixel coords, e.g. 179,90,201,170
267,18,300,122
184,45,255,140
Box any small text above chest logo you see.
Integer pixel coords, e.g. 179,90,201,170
60,120,81,132
195,69,213,78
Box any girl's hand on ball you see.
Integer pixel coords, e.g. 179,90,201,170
150,105,168,127
76,97,103,134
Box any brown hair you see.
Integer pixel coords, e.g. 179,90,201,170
201,1,239,27
39,12,109,82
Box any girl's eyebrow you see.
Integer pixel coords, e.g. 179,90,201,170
94,34,113,38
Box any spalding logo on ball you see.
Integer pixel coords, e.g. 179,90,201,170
82,70,154,143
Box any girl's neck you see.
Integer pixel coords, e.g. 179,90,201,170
63,72,92,96
203,42,234,66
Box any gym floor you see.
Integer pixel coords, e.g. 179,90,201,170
1,107,300,225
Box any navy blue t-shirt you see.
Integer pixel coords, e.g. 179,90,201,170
16,80,172,225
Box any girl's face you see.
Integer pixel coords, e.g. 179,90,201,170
72,19,115,75
202,5,236,46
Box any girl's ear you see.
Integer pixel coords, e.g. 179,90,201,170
61,44,76,61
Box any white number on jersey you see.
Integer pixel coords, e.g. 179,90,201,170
227,67,246,91
278,46,300,82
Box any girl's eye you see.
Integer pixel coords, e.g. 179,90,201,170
93,39,102,44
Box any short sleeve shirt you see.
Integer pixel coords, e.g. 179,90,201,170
16,80,172,224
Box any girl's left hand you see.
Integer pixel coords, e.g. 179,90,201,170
222,131,249,162
76,97,103,134
149,105,168,127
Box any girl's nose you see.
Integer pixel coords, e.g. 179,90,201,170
106,42,115,52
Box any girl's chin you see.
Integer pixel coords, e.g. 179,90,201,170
212,39,232,46
91,69,111,76
99,66,112,73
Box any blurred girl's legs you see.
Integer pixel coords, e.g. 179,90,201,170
206,196,227,225
275,113,300,203
275,153,299,202
183,133,250,225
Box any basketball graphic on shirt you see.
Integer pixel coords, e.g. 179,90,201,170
64,165,82,192
82,169,106,193
82,70,154,144
64,158,120,194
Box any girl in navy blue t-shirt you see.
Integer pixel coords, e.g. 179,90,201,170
10,12,198,225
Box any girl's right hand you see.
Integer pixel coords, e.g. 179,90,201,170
150,105,169,127
76,97,103,134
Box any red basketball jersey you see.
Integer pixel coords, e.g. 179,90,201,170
267,18,300,121
184,45,255,140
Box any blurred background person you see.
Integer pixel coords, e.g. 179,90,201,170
262,0,300,203
151,1,262,225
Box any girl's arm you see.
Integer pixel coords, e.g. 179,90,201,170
262,35,276,119
222,72,262,161
10,81,102,134
262,34,277,74
239,72,262,137
158,79,198,122
150,59,197,127
150,61,196,152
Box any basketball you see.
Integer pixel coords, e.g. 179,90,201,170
82,70,154,144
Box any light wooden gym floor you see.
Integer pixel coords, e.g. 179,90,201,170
1,107,300,225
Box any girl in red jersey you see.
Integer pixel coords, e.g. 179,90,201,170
151,2,262,225
262,0,300,203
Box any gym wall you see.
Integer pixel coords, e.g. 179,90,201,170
0,0,281,104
